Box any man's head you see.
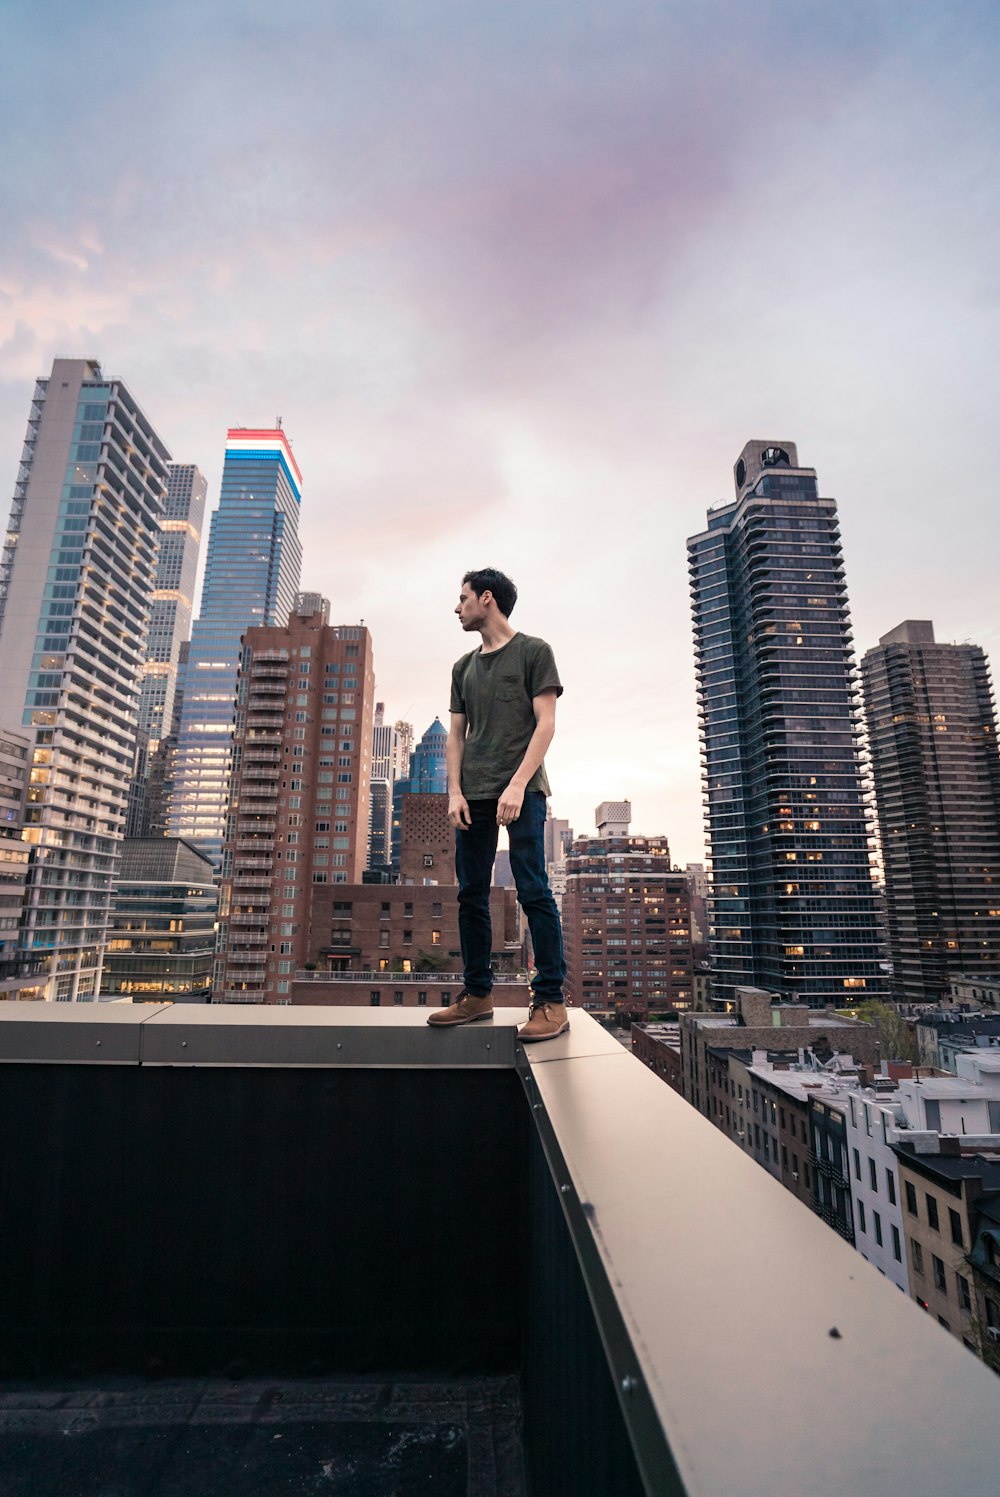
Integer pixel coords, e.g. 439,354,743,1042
456,568,517,631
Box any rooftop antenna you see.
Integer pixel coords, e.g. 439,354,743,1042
276,415,282,429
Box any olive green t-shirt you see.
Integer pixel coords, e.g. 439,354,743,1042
450,632,563,798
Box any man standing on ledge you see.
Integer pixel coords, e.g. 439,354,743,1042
428,568,569,1042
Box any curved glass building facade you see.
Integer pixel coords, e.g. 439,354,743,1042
168,429,302,868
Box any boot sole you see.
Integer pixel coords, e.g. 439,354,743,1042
518,1021,570,1043
427,1010,494,1027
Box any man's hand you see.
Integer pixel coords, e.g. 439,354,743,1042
497,782,525,827
449,791,472,830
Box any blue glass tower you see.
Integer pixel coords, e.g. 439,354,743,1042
408,717,448,794
168,428,302,867
390,717,447,871
688,441,886,1007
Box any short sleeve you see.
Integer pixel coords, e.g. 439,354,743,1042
527,640,563,699
450,659,466,714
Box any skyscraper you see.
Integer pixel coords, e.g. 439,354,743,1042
394,720,413,779
126,464,207,837
408,717,448,794
390,717,447,873
687,440,885,1007
860,620,1000,1002
217,598,374,1003
0,358,170,1000
0,728,35,999
137,463,206,751
368,702,399,870
168,427,302,867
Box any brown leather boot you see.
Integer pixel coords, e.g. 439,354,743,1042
427,990,494,1026
517,1000,570,1043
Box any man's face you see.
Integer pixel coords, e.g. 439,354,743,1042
455,582,489,632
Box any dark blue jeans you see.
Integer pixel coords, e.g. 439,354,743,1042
455,791,566,1003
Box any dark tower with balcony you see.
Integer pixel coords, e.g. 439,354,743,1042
688,441,885,1007
861,620,1000,1002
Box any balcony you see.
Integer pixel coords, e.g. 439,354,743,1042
810,1152,849,1190
0,1007,995,1496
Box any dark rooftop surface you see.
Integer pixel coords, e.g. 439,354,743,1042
2,1006,999,1496
0,1376,525,1497
893,1146,1000,1186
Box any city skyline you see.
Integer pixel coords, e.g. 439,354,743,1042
2,1,999,861
167,426,304,866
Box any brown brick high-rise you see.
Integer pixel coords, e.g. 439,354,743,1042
218,596,375,1002
561,834,693,1017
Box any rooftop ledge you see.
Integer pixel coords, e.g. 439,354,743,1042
0,1006,998,1496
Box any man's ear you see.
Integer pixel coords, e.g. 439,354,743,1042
480,590,493,608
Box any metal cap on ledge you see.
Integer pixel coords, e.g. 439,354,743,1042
0,1003,525,1069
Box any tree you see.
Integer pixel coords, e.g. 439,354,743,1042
416,947,451,973
850,1000,918,1063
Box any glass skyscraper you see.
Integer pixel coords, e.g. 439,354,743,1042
137,463,207,750
0,359,170,1001
687,440,885,1007
168,428,302,867
389,718,446,873
127,464,207,838
408,717,448,794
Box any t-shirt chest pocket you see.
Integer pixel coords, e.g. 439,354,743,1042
495,672,523,702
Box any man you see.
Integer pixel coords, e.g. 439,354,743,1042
427,567,569,1042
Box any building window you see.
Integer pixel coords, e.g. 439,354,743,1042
874,1210,883,1247
886,1169,897,1206
403,929,412,944
932,1255,947,1294
857,1201,866,1234
949,1209,964,1248
431,929,441,945
891,1224,902,1263
905,1181,918,1217
957,1273,972,1312
379,930,389,947
912,1240,924,1275
869,1158,878,1193
418,991,427,1006
926,1194,939,1232
370,992,380,1006
853,1148,861,1181
394,991,404,1005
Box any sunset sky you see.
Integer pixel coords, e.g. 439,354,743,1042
2,0,998,861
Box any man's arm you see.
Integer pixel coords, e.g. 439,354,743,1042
447,711,472,829
496,690,557,826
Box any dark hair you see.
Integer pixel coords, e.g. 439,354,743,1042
462,568,517,617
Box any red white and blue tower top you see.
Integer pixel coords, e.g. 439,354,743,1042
225,427,303,501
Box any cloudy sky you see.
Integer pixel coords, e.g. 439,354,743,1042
2,0,998,861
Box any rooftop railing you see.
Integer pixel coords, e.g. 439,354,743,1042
0,1005,997,1495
